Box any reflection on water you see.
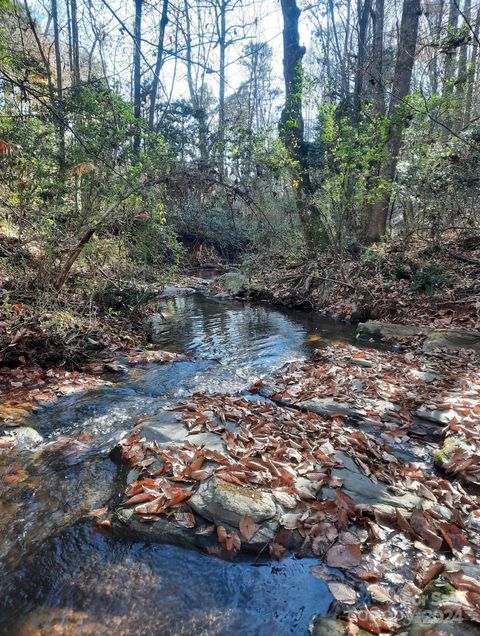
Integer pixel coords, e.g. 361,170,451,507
151,295,357,389
0,295,357,635
2,524,330,636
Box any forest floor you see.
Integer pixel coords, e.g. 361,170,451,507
244,235,480,331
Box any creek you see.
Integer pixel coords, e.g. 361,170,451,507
0,293,362,636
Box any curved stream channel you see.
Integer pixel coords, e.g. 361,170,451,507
0,294,362,636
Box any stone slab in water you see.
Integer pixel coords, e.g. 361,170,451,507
134,409,227,453
422,328,480,353
322,452,421,511
296,396,399,421
11,426,43,449
415,406,460,425
142,421,226,454
161,286,196,297
357,321,431,338
115,507,214,550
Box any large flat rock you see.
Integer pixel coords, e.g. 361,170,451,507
297,397,398,420
423,328,480,353
131,409,227,454
115,507,214,550
322,452,421,511
357,321,431,339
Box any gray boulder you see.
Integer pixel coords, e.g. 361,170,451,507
415,406,460,425
161,286,196,298
357,321,431,339
189,475,278,526
11,426,43,449
214,272,247,295
422,328,480,353
188,475,279,546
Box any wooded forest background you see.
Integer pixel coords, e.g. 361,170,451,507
0,0,479,293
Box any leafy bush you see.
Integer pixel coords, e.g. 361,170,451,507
412,263,448,294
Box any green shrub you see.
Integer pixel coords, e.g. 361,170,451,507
412,263,448,294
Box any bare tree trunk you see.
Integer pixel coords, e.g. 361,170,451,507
51,0,66,171
133,0,143,154
184,0,208,161
280,0,319,253
217,0,226,177
55,191,137,291
353,0,373,117
70,0,81,89
457,0,471,95
366,0,421,242
426,0,444,95
55,227,96,291
148,0,168,131
371,0,385,115
464,4,480,126
444,0,460,90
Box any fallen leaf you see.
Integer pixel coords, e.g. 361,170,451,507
327,581,357,604
409,510,443,550
88,505,108,517
173,511,196,528
239,515,260,541
438,523,475,563
367,583,392,603
326,543,362,568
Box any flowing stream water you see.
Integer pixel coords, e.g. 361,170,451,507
0,293,361,636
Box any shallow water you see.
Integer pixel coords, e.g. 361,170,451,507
0,294,359,635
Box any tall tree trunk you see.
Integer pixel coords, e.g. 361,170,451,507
371,0,385,115
217,0,226,177
184,0,208,161
133,0,143,154
279,0,319,252
51,0,66,171
366,0,421,242
443,0,460,90
442,0,460,135
463,4,480,126
456,0,471,101
353,0,373,117
70,0,81,89
148,0,168,131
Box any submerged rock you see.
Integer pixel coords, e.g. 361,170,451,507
115,507,213,550
11,426,43,449
311,617,351,636
357,321,431,339
423,328,480,353
214,272,247,295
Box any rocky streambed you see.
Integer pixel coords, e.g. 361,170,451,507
109,312,480,635
1,287,480,635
